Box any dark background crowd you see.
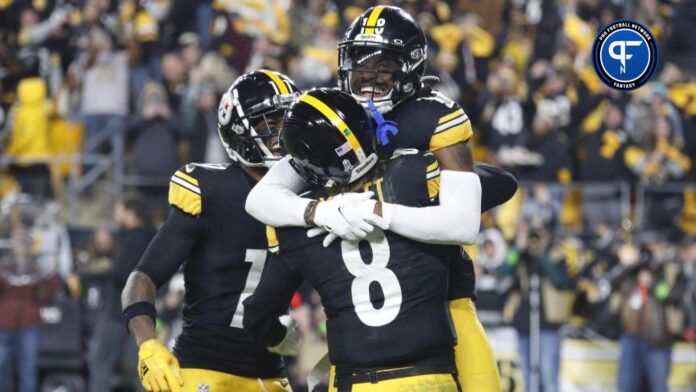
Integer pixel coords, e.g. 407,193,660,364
0,0,694,391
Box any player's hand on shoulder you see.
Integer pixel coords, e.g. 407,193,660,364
268,315,302,356
138,338,184,392
309,192,379,245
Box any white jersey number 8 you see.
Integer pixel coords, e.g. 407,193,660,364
341,229,402,327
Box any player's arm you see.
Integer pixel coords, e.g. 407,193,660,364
243,252,303,353
121,168,204,392
122,209,201,343
120,209,200,392
374,107,483,245
245,156,376,240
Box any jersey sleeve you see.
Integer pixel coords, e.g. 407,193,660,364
429,104,473,152
135,207,202,288
168,165,204,216
381,150,440,206
242,251,303,347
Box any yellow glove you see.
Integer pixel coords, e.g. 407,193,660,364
138,339,184,392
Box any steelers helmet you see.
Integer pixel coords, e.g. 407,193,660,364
338,6,427,113
282,88,379,186
217,70,299,167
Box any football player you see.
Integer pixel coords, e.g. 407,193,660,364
121,70,315,392
244,88,466,391
245,6,508,391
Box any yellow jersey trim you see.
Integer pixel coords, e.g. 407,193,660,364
429,121,473,151
168,182,202,216
438,108,465,125
173,170,199,186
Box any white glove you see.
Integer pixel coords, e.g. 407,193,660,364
308,196,384,247
310,192,377,243
268,315,301,356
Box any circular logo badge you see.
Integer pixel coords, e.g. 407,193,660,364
592,20,658,91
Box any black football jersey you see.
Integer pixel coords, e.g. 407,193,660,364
244,151,462,371
135,162,283,378
381,88,473,156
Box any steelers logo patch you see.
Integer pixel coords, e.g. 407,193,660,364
217,91,234,126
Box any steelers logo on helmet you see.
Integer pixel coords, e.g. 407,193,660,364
216,70,299,168
592,20,657,91
338,6,427,114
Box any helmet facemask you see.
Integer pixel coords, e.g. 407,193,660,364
339,46,413,114
218,88,298,168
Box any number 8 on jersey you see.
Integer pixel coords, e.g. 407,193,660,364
341,229,402,327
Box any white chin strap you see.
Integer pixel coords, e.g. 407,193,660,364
351,89,394,114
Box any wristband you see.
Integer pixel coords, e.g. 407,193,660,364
304,200,319,226
123,301,157,332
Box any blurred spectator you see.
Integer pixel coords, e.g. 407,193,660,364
17,5,69,49
0,222,61,392
3,76,54,197
77,25,129,160
161,51,188,112
580,103,634,182
614,233,688,392
122,0,165,97
682,238,696,343
500,217,577,392
625,117,691,183
478,67,527,153
128,82,180,218
87,198,155,392
128,82,180,177
520,114,573,183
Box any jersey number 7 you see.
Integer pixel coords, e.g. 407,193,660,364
230,249,267,328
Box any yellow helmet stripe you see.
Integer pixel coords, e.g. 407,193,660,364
363,5,385,35
299,94,366,161
262,69,289,95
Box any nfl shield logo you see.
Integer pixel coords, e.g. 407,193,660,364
197,384,209,392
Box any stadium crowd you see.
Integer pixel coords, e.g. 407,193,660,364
0,0,694,391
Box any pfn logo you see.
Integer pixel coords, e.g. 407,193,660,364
592,20,657,91
608,40,642,74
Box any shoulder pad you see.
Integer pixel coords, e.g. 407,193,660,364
168,165,203,216
428,102,472,151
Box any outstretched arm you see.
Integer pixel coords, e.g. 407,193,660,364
121,209,200,392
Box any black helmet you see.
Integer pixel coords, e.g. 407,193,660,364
338,5,427,113
282,88,379,186
217,70,299,167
